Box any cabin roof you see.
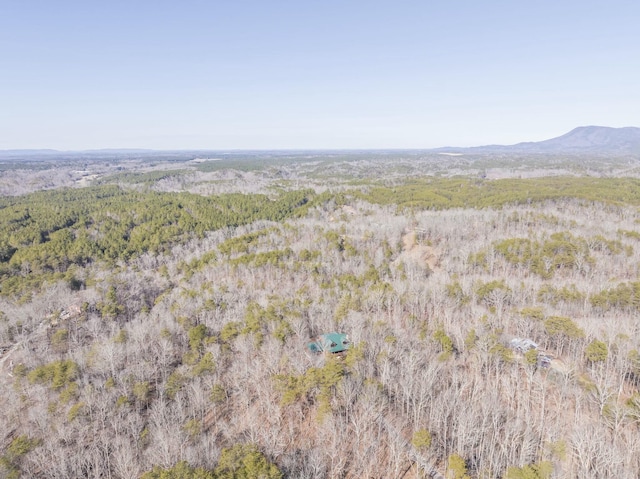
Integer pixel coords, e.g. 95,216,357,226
307,332,351,354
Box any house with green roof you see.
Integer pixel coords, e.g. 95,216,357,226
307,332,351,354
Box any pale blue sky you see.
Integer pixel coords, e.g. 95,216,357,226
1,1,639,150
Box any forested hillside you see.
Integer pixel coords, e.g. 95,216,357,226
3,154,640,478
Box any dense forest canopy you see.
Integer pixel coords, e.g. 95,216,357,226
3,153,640,478
0,186,313,298
3,176,640,298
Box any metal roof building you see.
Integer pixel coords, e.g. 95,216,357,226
307,332,351,354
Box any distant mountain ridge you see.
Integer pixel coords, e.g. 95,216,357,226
2,126,639,157
513,126,640,153
457,126,640,154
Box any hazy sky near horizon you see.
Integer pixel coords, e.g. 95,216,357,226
1,1,639,150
